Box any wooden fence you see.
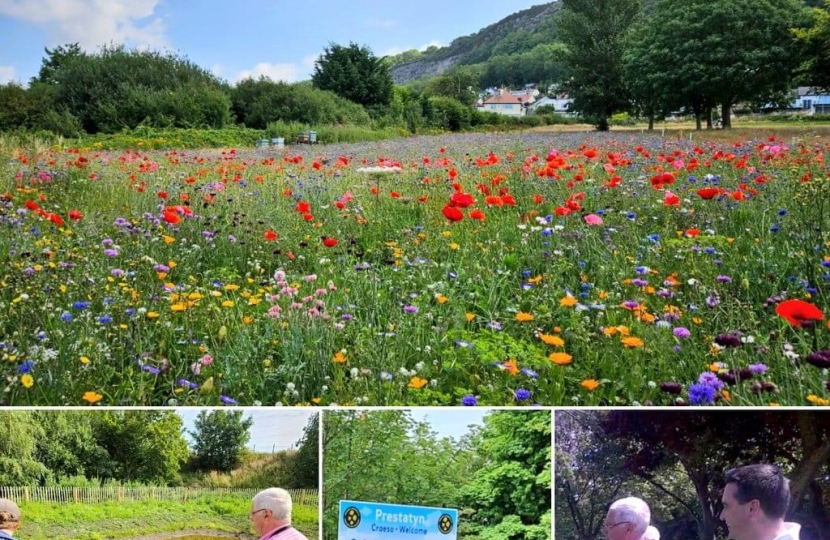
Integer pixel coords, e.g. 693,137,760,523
0,486,318,507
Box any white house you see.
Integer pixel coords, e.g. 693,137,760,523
481,89,526,116
791,87,830,115
528,94,575,116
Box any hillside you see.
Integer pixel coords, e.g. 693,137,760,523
388,2,560,83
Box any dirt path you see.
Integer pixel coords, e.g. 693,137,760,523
119,529,254,540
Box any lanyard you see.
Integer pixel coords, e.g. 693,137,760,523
264,525,292,540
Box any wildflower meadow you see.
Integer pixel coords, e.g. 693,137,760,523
1,132,829,406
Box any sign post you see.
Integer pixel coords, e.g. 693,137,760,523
338,500,458,540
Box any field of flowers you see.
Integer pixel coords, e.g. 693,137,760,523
1,132,829,406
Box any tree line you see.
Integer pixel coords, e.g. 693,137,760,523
323,410,551,540
557,0,830,130
555,411,830,540
0,411,318,489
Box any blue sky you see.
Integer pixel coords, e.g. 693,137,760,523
0,0,544,85
177,409,315,453
409,409,489,440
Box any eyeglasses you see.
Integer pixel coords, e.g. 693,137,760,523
602,522,631,534
250,509,268,518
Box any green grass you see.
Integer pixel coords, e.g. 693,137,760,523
17,497,318,540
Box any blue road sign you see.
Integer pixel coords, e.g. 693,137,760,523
338,500,458,540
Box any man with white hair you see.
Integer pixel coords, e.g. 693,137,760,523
0,499,22,540
602,497,651,540
642,525,661,540
250,488,309,540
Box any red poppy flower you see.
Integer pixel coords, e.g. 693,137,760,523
469,209,485,220
664,192,680,206
296,201,310,213
485,196,503,207
264,230,278,241
25,200,40,211
604,176,622,188
451,192,475,208
335,201,346,210
533,194,544,204
313,161,322,170
323,237,338,247
163,211,181,225
157,191,168,199
583,148,597,159
302,213,314,222
685,228,700,237
775,299,824,327
501,194,516,206
442,205,464,222
49,213,64,227
697,188,722,200
554,206,571,217
448,168,458,180
68,209,83,221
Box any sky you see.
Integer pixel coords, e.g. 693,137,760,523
0,0,545,85
177,409,315,453
409,409,489,439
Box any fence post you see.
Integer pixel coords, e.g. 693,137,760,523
183,488,189,504
117,487,122,503
73,488,78,503
24,487,29,503
299,490,305,506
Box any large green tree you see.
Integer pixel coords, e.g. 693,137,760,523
94,411,190,484
424,67,479,106
630,0,806,129
794,0,830,91
190,410,253,472
292,413,319,489
312,42,393,108
556,0,642,130
0,412,50,485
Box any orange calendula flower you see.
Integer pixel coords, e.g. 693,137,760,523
621,337,644,348
515,312,534,322
581,379,599,391
560,296,577,307
83,391,103,404
436,295,448,304
548,352,573,365
540,334,565,347
501,359,520,375
408,377,428,389
333,352,347,363
465,313,476,322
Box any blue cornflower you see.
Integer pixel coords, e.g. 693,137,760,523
461,395,478,406
515,388,532,401
98,315,112,324
770,225,780,232
220,395,238,405
17,360,35,374
73,301,90,310
688,383,716,405
60,312,73,322
454,340,474,348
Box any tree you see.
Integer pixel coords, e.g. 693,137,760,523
635,0,806,129
312,42,393,108
292,413,319,488
32,411,110,481
794,0,830,91
94,411,189,484
556,0,642,130
425,67,479,106
0,412,50,485
34,43,82,86
190,410,253,472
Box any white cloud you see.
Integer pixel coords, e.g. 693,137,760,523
381,39,444,57
365,17,397,28
0,0,168,50
210,64,223,77
0,65,15,84
232,62,300,84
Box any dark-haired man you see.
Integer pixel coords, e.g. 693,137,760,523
720,464,800,540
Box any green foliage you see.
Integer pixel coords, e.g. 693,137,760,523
264,120,405,144
231,77,371,129
292,413,319,489
794,0,830,91
477,43,567,89
94,411,190,484
424,68,480,106
43,44,232,133
425,96,474,130
191,411,253,473
0,412,50,485
557,0,642,130
312,42,394,108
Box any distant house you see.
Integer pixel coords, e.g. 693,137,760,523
791,87,830,115
481,89,526,116
528,94,574,116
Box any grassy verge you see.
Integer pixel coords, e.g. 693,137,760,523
17,499,318,540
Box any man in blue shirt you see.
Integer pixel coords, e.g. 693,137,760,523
0,499,21,540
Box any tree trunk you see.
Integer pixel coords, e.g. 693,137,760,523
706,108,713,129
721,102,732,129
789,414,830,510
695,113,702,131
689,471,717,540
807,481,830,540
648,115,654,131
597,114,609,131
